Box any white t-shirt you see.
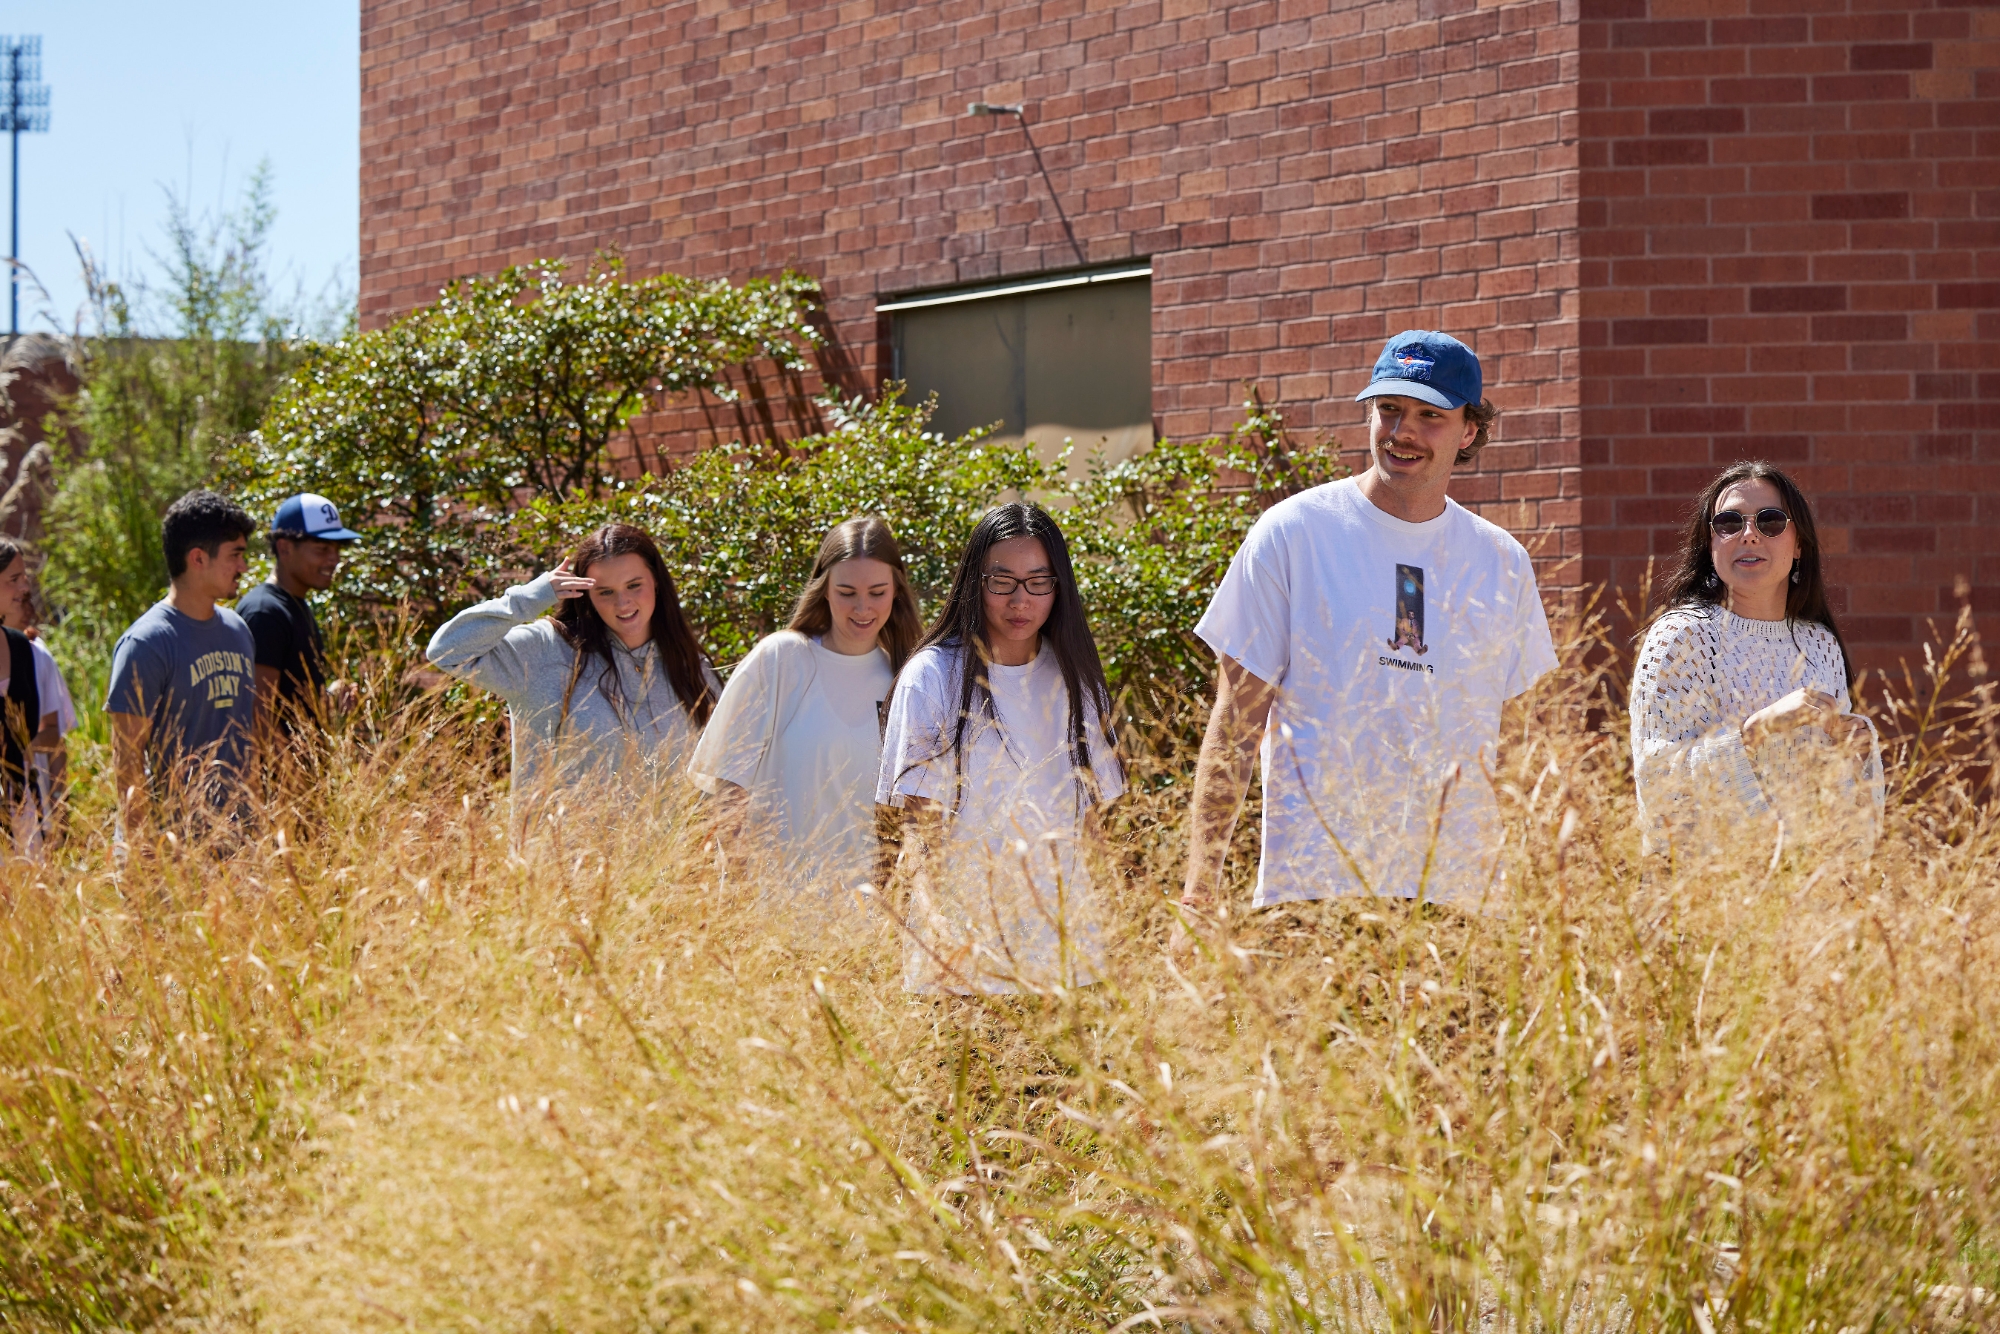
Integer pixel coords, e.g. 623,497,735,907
1195,476,1557,907
876,639,1125,993
688,631,893,902
0,638,77,859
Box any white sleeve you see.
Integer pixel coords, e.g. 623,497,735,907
1629,614,1772,852
1192,510,1292,687
687,636,787,794
875,651,955,811
1504,553,1560,699
30,641,76,734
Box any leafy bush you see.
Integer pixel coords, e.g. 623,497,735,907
231,260,825,616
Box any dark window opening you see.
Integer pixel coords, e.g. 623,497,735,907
885,266,1153,463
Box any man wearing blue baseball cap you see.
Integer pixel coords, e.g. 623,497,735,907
1182,330,1557,915
238,493,362,735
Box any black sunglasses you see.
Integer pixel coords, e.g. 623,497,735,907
1709,507,1791,539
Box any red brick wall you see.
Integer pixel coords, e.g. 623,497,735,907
1579,0,2000,675
360,0,1584,586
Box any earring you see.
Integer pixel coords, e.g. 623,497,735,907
1791,560,1801,586
1705,571,1722,591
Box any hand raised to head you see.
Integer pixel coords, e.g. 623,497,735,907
548,558,597,601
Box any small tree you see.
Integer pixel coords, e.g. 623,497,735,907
233,260,825,616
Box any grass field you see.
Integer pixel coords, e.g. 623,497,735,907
2,610,1997,1332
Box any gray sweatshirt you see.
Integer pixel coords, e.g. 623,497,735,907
425,572,719,807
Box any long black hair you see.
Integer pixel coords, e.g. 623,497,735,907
909,502,1118,805
788,516,924,670
551,523,715,726
1656,460,1853,685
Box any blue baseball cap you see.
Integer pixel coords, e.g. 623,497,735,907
272,493,363,542
1353,330,1483,411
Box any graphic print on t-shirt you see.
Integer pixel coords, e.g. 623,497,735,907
1386,564,1428,656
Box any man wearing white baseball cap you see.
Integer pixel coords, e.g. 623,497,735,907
1181,330,1558,916
239,493,362,735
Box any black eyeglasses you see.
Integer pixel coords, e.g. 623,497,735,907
1709,507,1791,539
982,573,1057,596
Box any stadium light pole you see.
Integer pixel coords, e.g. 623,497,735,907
0,37,50,337
966,102,1086,268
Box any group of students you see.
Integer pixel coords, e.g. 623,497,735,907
87,330,1886,993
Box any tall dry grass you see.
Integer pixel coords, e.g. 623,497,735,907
3,609,1998,1332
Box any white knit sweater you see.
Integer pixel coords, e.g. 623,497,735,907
1630,605,1884,860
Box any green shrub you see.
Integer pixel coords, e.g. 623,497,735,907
231,260,826,617
509,387,1051,669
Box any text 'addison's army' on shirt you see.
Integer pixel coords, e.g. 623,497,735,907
105,600,258,814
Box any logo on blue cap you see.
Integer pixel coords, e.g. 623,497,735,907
1393,348,1436,381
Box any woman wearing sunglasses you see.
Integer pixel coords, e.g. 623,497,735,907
1630,461,1882,863
875,503,1124,993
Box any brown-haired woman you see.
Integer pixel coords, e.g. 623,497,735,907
427,523,719,820
1630,461,1882,861
689,516,921,900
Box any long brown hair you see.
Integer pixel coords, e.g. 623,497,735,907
551,524,715,726
787,516,923,670
1657,460,1852,685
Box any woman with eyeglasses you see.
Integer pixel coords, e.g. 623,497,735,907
875,503,1124,993
1630,461,1883,862
689,516,922,904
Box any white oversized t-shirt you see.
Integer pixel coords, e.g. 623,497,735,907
1195,476,1557,907
876,640,1125,993
688,631,893,902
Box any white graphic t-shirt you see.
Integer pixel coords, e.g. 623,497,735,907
1195,476,1557,907
876,640,1125,993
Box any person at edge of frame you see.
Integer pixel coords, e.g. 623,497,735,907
1180,330,1559,926
105,490,261,859
239,492,363,743
0,540,76,858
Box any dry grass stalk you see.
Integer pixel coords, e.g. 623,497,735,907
1,608,1997,1332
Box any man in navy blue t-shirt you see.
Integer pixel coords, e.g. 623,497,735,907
106,490,258,847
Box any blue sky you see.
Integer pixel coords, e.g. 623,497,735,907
0,1,357,336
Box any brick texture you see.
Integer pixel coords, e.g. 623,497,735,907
1580,0,2000,677
359,0,1584,586
361,0,2000,669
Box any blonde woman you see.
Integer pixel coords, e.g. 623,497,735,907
690,516,922,901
